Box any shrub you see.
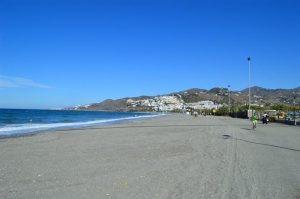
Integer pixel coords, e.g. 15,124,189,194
269,116,276,122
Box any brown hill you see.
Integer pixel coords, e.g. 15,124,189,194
67,86,300,111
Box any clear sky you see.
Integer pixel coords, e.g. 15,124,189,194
1,0,299,109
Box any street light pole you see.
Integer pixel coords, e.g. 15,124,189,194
247,57,251,118
228,85,231,114
294,95,297,126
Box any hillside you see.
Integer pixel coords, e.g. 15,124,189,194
66,86,300,111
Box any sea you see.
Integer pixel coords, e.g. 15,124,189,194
0,109,161,137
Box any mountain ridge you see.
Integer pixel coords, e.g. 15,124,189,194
65,86,300,111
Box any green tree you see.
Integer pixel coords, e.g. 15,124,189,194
216,106,229,115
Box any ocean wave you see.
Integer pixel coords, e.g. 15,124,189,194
0,114,162,137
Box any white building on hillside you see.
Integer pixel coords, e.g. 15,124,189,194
186,100,221,110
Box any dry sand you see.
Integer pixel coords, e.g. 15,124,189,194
0,114,300,199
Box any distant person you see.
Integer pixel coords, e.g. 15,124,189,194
262,112,269,124
193,111,198,117
252,112,258,129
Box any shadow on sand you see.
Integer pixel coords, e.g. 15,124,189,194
240,128,253,131
222,135,300,152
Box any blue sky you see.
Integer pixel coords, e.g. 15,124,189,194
1,0,299,109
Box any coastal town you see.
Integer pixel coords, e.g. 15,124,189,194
126,95,221,112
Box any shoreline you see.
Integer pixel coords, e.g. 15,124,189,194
0,113,166,140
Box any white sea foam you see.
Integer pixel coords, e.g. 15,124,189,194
0,114,162,137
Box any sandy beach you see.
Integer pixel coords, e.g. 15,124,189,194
1,114,300,199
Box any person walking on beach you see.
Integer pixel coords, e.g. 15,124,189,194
262,112,269,124
252,112,258,130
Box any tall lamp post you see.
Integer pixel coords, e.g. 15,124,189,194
228,85,231,115
247,57,251,118
294,95,297,126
